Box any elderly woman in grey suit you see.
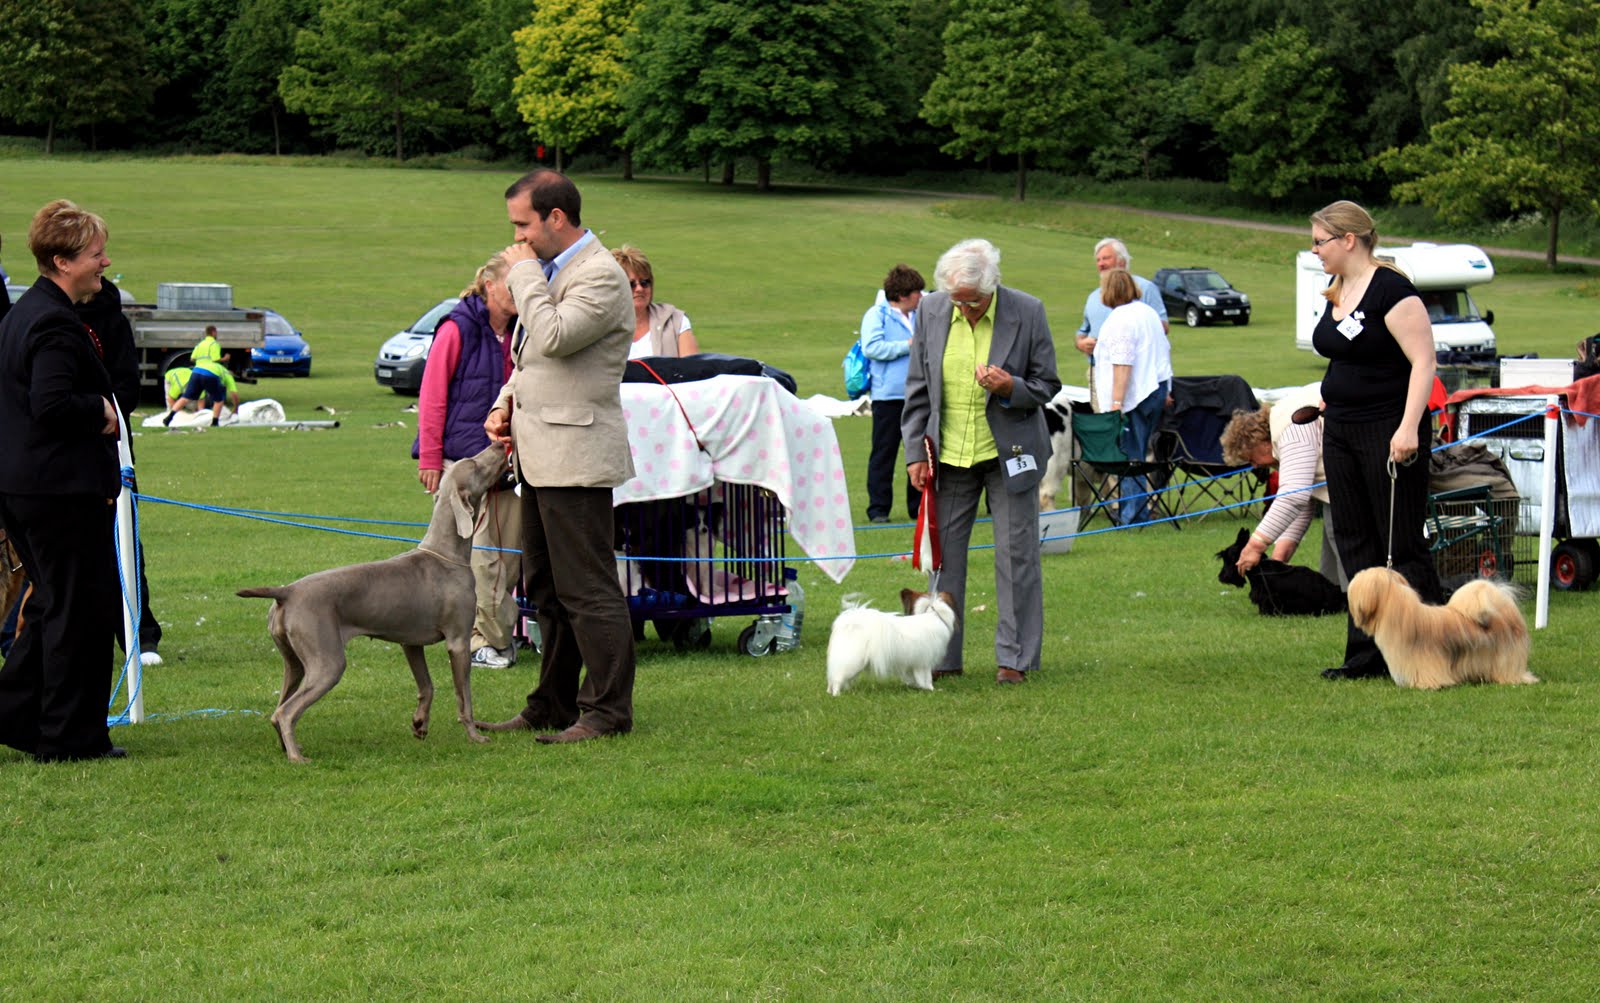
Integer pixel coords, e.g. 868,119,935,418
902,239,1061,685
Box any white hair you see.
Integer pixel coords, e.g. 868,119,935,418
934,238,1001,295
1094,237,1130,268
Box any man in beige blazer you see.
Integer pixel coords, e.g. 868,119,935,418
479,170,637,743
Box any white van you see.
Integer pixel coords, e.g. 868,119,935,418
1295,243,1497,357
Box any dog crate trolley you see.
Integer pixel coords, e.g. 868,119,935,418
518,374,856,655
1448,390,1600,590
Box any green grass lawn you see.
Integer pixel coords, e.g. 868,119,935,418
3,157,1599,1000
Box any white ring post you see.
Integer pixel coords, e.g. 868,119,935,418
115,416,145,723
1534,395,1559,630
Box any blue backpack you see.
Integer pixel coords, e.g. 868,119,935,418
842,340,869,399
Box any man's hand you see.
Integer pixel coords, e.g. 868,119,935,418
502,242,538,267
484,406,512,446
419,468,442,494
100,397,119,436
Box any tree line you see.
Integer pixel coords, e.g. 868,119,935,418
2,0,1595,264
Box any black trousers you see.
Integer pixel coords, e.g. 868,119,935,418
1323,414,1442,675
0,493,118,759
516,484,636,733
867,399,921,520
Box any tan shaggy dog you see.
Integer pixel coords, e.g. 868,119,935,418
1347,566,1537,690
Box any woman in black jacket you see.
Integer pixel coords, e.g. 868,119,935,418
0,200,125,762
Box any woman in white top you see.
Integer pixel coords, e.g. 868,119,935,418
1092,268,1172,525
612,245,699,360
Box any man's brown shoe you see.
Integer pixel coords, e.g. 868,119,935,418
996,667,1026,684
932,668,963,681
535,721,616,744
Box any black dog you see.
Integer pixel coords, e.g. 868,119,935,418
1216,527,1347,616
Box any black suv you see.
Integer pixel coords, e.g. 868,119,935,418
1153,267,1251,327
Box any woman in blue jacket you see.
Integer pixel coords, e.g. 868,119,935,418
859,264,924,523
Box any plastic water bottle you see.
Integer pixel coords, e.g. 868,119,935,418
778,570,805,651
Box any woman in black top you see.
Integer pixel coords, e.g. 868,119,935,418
1310,200,1442,680
0,200,125,761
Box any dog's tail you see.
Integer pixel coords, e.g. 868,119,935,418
236,586,290,602
1448,579,1528,640
839,592,876,612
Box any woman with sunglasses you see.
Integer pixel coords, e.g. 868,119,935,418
612,245,699,359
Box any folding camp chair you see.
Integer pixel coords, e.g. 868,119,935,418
1154,376,1263,520
1069,409,1178,531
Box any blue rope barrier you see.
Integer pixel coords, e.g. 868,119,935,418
122,403,1578,568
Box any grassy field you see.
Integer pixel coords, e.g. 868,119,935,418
3,157,1600,1000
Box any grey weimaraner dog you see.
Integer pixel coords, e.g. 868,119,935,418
237,444,511,762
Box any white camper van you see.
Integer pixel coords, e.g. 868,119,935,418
1295,243,1497,357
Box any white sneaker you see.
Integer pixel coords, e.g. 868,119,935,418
471,645,514,669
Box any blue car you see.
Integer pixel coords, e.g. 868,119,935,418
248,307,312,376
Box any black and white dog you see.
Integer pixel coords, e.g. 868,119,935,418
1216,527,1347,617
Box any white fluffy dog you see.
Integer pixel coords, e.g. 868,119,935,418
1347,566,1537,690
825,588,958,695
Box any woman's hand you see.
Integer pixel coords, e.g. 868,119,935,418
100,397,119,436
908,461,930,492
419,468,442,494
1389,422,1419,465
1236,532,1268,574
975,365,1013,398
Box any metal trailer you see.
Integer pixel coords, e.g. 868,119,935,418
123,283,266,395
517,482,800,657
1453,394,1600,590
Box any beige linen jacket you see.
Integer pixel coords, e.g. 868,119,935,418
494,236,636,488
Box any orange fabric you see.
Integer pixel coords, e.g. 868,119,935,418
1445,373,1600,428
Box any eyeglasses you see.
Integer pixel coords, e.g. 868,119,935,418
629,278,653,289
1311,235,1340,249
951,293,990,308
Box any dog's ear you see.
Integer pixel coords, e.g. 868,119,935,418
1347,570,1385,630
899,588,920,615
448,485,479,538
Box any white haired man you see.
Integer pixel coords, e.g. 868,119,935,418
1072,238,1168,408
901,238,1061,685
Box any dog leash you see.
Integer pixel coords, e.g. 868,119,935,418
1384,453,1417,570
914,436,941,595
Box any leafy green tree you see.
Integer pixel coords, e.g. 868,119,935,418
624,0,892,190
1207,25,1363,200
0,0,151,152
219,0,317,154
511,0,639,172
140,0,238,147
1385,0,1600,269
1087,38,1190,181
468,0,540,159
920,0,1115,200
1178,0,1489,178
279,0,474,159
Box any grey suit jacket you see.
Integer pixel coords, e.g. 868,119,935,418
494,236,636,488
901,286,1061,494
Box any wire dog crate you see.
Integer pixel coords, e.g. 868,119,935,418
518,482,798,656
